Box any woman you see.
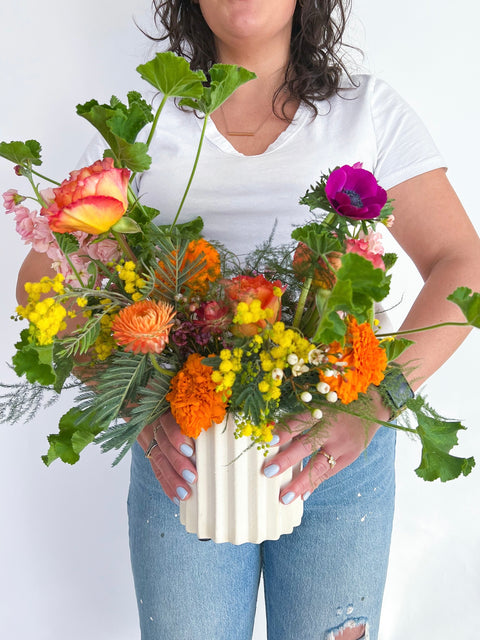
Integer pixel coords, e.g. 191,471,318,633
16,1,480,639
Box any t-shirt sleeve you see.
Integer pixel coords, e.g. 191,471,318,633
371,78,446,190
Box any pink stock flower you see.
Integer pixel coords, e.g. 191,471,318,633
85,237,122,264
3,189,25,211
345,232,385,270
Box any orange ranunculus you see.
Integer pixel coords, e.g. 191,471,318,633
166,353,227,438
319,316,387,404
111,299,175,355
156,238,221,296
292,243,342,290
42,158,130,235
223,274,284,336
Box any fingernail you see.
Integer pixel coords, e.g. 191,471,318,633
182,469,196,484
173,497,180,506
263,464,280,478
176,486,188,500
270,434,280,446
281,492,296,505
302,491,312,501
180,443,194,457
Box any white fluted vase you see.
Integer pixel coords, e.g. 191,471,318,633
180,416,304,544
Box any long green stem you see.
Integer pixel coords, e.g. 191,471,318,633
292,276,313,329
128,94,168,187
112,231,137,262
149,353,175,377
170,114,209,230
29,168,61,186
376,321,470,339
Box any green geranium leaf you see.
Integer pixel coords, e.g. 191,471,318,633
136,52,206,98
381,337,414,362
291,223,342,256
180,64,256,115
107,91,154,143
42,408,103,466
77,96,152,172
157,216,204,239
12,330,56,385
401,395,476,481
52,343,74,393
0,139,42,166
53,231,80,255
382,252,398,271
128,203,161,226
447,287,480,328
312,253,391,343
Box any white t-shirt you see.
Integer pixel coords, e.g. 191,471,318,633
82,74,444,258
128,74,444,258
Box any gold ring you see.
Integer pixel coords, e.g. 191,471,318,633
320,449,337,469
144,438,158,459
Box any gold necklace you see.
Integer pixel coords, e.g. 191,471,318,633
220,104,273,137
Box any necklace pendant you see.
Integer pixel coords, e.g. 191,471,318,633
227,131,256,137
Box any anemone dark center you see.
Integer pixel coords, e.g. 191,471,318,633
344,189,363,207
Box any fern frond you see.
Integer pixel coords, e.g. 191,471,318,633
96,369,172,464
75,352,150,428
0,378,81,424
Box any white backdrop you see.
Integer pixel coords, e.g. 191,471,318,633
0,2,478,639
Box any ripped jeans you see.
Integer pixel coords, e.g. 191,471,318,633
128,426,396,640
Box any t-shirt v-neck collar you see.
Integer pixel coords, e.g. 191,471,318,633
197,102,311,157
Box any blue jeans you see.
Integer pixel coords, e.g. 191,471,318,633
128,427,396,640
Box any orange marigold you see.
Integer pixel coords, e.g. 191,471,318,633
111,299,175,354
319,316,387,404
157,238,221,296
166,353,227,438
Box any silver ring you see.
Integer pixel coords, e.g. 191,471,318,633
320,448,337,469
144,438,158,459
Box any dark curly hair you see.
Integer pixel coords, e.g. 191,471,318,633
147,0,354,119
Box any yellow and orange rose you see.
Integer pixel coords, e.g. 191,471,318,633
41,157,130,235
223,274,284,337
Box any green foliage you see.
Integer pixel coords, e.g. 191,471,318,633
53,231,80,255
291,223,342,256
180,64,256,115
0,139,42,166
299,174,332,212
77,92,153,172
12,329,56,385
382,337,414,362
75,351,150,430
447,287,480,328
404,396,476,481
312,253,391,343
382,252,398,271
96,368,173,464
42,407,103,466
136,52,206,98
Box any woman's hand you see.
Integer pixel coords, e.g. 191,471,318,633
263,390,391,504
137,412,197,505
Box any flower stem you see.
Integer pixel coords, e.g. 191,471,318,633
376,321,470,338
149,353,175,377
29,168,61,186
112,231,137,263
292,276,313,329
170,114,209,230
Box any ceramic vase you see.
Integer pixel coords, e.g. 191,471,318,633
180,416,304,544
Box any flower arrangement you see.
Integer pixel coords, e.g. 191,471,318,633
1,53,479,483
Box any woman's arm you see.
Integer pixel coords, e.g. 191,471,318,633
263,167,480,502
387,168,480,388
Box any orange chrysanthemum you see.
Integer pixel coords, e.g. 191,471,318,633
166,353,227,438
111,299,175,354
157,238,221,296
319,317,387,404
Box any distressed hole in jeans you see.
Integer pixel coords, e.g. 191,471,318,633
325,617,369,640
